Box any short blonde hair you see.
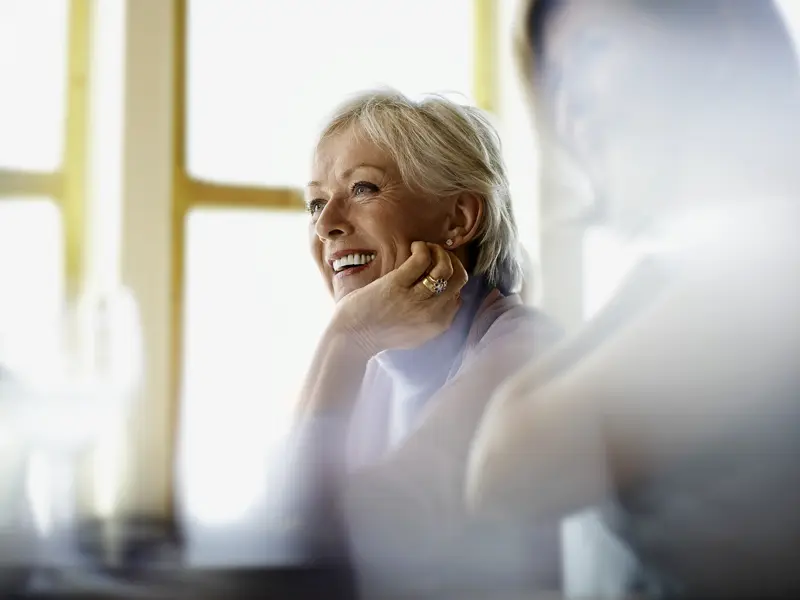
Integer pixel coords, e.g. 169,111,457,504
317,89,523,294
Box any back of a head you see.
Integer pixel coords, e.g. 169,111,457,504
528,0,800,137
526,0,800,88
520,0,800,226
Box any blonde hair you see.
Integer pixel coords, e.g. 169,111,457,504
317,89,523,294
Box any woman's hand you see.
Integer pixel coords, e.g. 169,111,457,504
332,241,469,357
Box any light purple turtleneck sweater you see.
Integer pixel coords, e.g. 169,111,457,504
268,278,564,597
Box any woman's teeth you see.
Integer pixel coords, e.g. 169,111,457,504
333,253,375,273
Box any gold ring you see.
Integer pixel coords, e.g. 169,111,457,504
421,274,448,295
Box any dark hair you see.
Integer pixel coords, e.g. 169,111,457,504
527,0,558,66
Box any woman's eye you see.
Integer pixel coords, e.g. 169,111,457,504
306,199,325,216
352,181,378,196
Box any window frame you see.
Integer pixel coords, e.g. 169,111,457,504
0,0,91,303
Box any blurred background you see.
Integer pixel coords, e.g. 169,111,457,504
2,0,800,584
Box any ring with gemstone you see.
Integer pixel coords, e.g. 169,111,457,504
421,274,448,295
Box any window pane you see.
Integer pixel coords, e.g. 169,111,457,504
177,209,333,527
0,0,69,171
0,200,64,375
187,0,474,187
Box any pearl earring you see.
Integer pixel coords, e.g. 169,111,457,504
445,238,454,247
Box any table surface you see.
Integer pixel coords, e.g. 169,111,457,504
3,567,574,600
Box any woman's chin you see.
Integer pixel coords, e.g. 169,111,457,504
332,265,379,300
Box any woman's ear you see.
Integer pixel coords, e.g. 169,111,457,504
444,192,484,248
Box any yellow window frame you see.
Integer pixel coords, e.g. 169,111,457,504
0,0,91,303
167,0,499,510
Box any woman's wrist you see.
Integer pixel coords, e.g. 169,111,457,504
296,317,378,420
328,308,383,359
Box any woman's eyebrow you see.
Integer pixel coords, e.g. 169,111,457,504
339,163,386,180
307,164,386,189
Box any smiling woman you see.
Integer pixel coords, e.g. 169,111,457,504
308,91,523,300
173,1,486,555
267,89,565,599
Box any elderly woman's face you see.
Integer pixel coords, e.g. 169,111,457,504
307,129,449,302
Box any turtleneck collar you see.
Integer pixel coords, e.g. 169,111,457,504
374,276,492,438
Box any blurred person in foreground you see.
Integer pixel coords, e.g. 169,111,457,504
466,0,800,597
271,89,562,598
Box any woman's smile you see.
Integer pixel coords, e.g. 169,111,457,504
330,251,377,281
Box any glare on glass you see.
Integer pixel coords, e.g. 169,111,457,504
0,0,69,172
186,0,474,188
177,208,333,524
777,0,800,58
0,200,65,374
582,227,639,320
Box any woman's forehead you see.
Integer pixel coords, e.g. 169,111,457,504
316,130,379,162
312,130,396,178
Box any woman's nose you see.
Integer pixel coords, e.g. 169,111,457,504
314,198,354,240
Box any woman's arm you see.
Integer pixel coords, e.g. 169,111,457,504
275,322,374,562
467,234,800,523
273,242,468,563
295,322,373,421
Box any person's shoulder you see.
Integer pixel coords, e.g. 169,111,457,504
467,290,564,358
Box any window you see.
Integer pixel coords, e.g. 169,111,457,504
0,0,69,172
186,0,475,187
0,0,90,538
0,0,89,358
178,209,332,525
173,0,495,530
0,201,64,375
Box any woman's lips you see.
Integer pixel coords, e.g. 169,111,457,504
333,261,374,280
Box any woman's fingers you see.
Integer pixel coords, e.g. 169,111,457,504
392,241,433,288
393,241,467,302
414,243,457,299
448,252,469,293
426,243,455,282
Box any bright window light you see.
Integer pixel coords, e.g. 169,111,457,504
177,209,333,525
186,0,474,187
0,200,65,377
0,0,68,171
